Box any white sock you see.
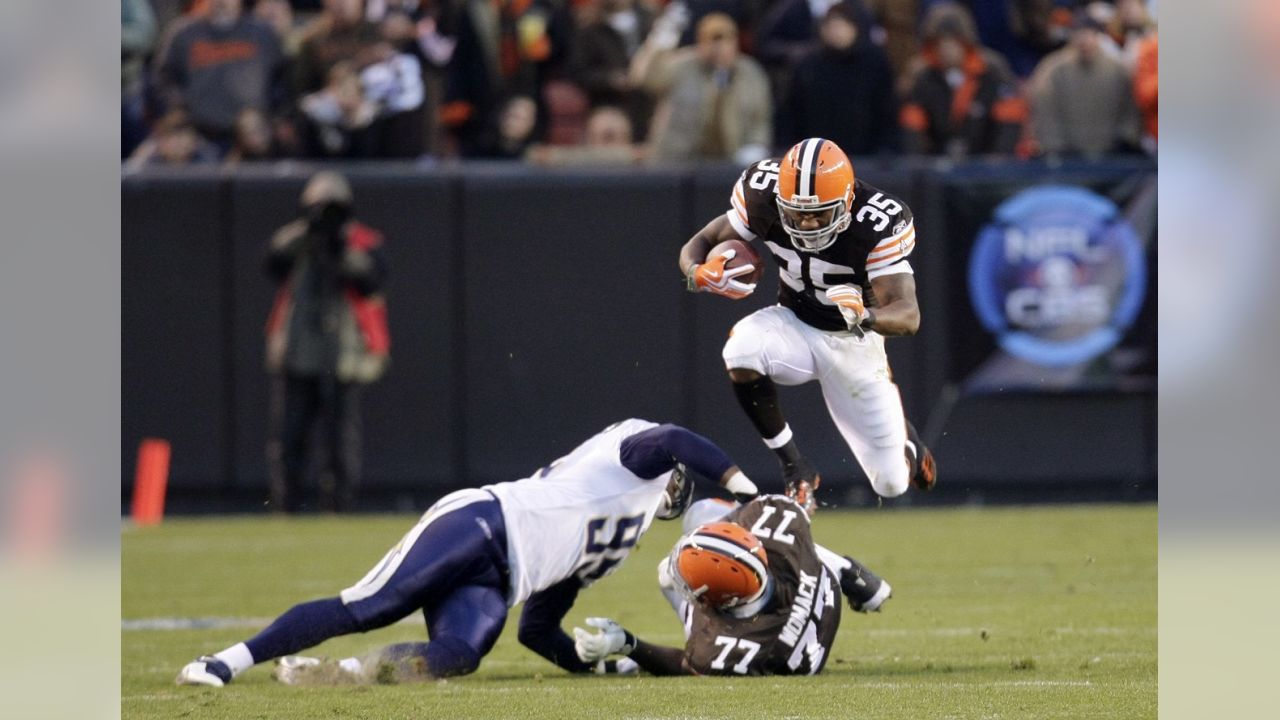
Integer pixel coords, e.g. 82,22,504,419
763,424,793,449
339,657,363,675
214,643,255,676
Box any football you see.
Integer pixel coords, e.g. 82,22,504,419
709,239,763,284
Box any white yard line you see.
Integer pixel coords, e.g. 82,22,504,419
864,626,1155,637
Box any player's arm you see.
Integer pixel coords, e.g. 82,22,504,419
865,272,920,336
679,215,758,300
619,424,758,501
678,214,744,277
520,577,639,674
628,637,695,676
572,617,695,676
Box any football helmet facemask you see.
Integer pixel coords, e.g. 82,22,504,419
776,138,855,253
668,522,769,610
656,463,694,520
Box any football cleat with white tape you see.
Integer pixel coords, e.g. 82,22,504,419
175,656,233,687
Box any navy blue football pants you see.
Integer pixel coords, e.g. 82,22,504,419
244,490,510,677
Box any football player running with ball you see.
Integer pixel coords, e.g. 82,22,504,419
176,419,759,687
680,137,936,506
573,495,891,676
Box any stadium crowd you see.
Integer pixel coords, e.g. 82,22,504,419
122,0,1157,167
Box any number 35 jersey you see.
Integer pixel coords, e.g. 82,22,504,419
484,419,673,606
727,159,918,332
685,496,842,676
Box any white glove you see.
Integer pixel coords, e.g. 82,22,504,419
824,284,867,333
572,617,636,663
688,248,757,299
592,657,640,675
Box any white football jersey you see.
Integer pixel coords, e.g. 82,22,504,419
485,418,673,606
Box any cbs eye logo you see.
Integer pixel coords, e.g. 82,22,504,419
968,186,1147,368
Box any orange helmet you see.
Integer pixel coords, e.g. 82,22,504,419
776,138,855,252
669,522,769,610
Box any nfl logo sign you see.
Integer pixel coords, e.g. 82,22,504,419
968,186,1147,368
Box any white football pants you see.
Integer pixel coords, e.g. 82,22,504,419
722,305,911,498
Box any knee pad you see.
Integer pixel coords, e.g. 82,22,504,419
722,326,770,376
868,460,910,499
424,636,482,678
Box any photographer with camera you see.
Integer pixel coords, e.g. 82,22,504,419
264,171,389,513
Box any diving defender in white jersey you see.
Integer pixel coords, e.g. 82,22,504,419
176,419,759,686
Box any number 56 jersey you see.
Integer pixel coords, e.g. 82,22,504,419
685,496,842,676
483,419,671,606
728,159,918,332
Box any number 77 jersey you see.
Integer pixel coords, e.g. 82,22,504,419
729,158,917,332
684,496,842,676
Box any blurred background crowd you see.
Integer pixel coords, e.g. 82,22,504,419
121,0,1157,167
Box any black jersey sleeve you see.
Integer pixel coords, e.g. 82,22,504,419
850,184,917,279
727,159,784,240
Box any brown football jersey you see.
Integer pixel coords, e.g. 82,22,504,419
727,159,917,332
683,496,842,676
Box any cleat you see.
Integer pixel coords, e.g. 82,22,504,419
176,656,233,687
905,421,936,491
273,655,323,685
840,557,892,613
911,444,936,491
782,458,821,514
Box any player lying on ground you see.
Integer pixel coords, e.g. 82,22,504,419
176,419,759,686
679,136,936,507
572,495,890,676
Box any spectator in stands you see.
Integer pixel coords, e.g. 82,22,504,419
755,0,847,101
865,0,919,80
1028,9,1141,158
1133,32,1157,153
442,0,570,156
962,0,1075,79
1098,0,1156,70
640,12,771,164
253,0,305,57
566,0,656,139
473,95,540,159
898,2,1024,157
673,0,759,47
123,0,158,158
780,3,896,155
359,37,429,157
299,61,381,157
294,0,383,96
156,0,288,144
224,108,287,164
526,105,643,165
125,110,222,169
265,172,389,514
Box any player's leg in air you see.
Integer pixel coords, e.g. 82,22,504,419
175,489,510,687
814,333,934,498
721,306,826,505
723,306,934,502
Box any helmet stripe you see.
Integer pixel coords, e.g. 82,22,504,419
798,138,824,197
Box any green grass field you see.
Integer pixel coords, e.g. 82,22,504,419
122,504,1156,719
